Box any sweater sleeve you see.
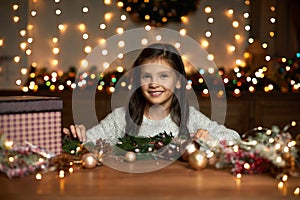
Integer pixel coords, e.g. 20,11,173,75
85,107,126,145
188,106,241,143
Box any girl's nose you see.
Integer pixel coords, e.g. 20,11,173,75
149,81,160,88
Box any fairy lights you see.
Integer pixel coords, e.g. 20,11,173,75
1,0,298,98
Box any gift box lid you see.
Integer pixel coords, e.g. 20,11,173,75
0,96,63,114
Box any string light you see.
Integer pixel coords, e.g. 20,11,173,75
204,6,212,14
13,16,20,23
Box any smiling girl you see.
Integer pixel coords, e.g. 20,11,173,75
63,43,240,145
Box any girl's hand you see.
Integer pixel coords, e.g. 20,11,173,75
63,125,87,142
191,129,211,141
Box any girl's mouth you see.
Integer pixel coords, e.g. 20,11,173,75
149,91,163,97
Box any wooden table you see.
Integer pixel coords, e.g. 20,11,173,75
0,160,299,200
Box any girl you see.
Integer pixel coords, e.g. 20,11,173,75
63,43,240,145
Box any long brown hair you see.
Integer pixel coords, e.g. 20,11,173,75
125,43,190,138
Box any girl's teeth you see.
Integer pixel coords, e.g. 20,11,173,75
151,92,161,95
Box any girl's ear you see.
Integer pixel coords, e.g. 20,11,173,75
175,79,181,89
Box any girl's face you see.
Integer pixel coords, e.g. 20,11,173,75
140,59,181,110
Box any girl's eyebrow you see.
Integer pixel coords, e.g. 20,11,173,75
141,69,174,74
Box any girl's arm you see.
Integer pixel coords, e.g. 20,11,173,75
188,106,241,143
63,107,126,145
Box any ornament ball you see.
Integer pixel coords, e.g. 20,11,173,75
188,150,208,170
82,153,98,169
125,151,136,163
181,141,198,161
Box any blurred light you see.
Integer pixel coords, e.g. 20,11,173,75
204,6,212,14
205,31,212,38
270,18,276,23
207,54,214,61
117,66,124,73
234,34,241,40
58,24,65,31
236,59,242,65
179,29,187,36
99,23,106,30
101,49,108,55
53,47,60,54
78,23,86,32
262,43,268,49
82,6,89,13
20,30,26,37
249,86,255,93
141,38,148,45
248,38,254,43
55,9,61,15
243,12,249,18
13,16,20,23
104,0,111,5
31,10,37,17
201,39,209,48
227,9,234,15
20,42,27,50
232,21,239,28
103,62,109,69
104,12,113,21
118,40,125,47
117,1,124,7
84,46,92,53
12,4,19,10
181,16,188,23
117,53,124,59
265,55,271,61
120,14,127,21
116,27,124,34
245,25,251,31
207,17,214,23
20,68,27,75
25,49,32,55
14,56,21,63
16,79,22,85
52,37,59,43
27,37,33,43
82,33,89,40
229,45,236,52
52,59,59,66
270,6,276,12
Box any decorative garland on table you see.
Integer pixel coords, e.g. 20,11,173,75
0,124,299,196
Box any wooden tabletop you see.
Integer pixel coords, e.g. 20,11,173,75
0,160,299,200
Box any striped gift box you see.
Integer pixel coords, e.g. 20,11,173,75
0,96,63,155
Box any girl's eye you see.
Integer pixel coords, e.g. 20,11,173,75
141,74,151,79
160,73,170,78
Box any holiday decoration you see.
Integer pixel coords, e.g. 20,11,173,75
116,132,174,153
20,53,300,96
0,132,52,178
188,150,208,170
180,141,199,161
82,153,98,169
118,0,200,26
1,121,299,196
187,123,299,179
125,151,136,163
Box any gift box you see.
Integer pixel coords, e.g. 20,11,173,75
0,96,63,155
